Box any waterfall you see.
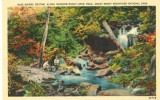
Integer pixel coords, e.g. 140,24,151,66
118,26,138,48
118,27,128,48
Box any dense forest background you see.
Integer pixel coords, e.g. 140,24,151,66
8,6,156,96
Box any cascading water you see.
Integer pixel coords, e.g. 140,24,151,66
118,26,139,48
54,57,123,90
118,27,128,48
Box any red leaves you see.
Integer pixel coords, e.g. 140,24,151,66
137,31,156,45
11,31,38,55
27,43,40,56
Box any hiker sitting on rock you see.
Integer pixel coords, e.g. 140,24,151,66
43,61,50,70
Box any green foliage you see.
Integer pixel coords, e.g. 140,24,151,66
79,86,88,96
110,43,155,88
17,57,33,65
8,7,155,60
8,53,24,96
25,81,47,96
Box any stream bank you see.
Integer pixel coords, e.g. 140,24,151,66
17,44,135,96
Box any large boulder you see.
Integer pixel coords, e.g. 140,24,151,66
93,57,105,65
73,67,81,75
87,85,100,96
98,89,131,96
96,68,113,77
70,60,82,70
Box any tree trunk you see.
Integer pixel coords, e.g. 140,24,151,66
38,7,51,68
102,20,125,53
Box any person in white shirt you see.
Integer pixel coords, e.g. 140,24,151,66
43,61,50,70
54,56,60,66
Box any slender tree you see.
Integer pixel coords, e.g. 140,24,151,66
38,7,51,68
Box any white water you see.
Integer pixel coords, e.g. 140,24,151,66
118,26,138,48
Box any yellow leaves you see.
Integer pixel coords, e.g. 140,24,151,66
83,22,101,34
8,53,16,62
109,63,117,71
69,8,76,13
144,64,150,72
77,15,85,21
114,53,122,59
66,65,74,70
135,52,143,58
74,21,101,39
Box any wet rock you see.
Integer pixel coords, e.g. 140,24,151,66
70,60,82,70
95,62,109,69
87,85,100,96
73,67,81,75
93,57,105,65
96,68,113,77
86,67,96,70
98,89,131,96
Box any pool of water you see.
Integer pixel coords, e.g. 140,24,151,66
51,57,124,90
55,69,123,90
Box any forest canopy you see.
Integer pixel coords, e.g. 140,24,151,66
8,6,155,60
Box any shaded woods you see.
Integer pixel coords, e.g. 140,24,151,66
8,7,156,96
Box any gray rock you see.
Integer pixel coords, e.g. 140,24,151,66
93,57,105,65
95,62,109,69
98,89,131,96
105,50,119,56
86,67,96,70
96,68,113,77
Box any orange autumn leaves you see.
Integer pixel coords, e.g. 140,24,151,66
137,31,156,45
10,31,39,55
10,31,66,60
